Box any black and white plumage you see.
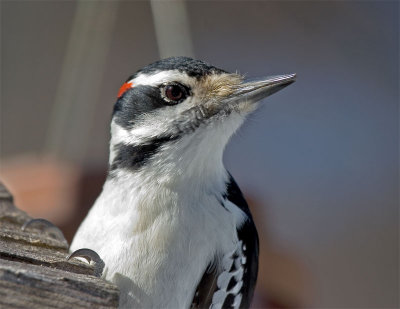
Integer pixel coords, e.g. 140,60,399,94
192,174,259,309
70,57,295,309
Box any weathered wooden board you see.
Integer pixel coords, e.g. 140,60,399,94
0,182,119,308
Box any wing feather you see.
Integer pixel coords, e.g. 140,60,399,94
191,173,259,309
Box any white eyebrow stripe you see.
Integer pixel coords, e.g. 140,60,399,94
132,70,196,88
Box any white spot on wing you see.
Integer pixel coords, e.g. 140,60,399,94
222,254,234,271
211,303,223,309
211,240,246,308
233,268,243,281
229,280,243,295
211,290,227,307
233,294,242,308
217,272,232,290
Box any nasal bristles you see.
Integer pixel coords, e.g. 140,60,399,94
200,73,243,99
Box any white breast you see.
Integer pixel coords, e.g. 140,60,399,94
70,168,239,309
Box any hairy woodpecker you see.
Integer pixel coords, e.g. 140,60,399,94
70,57,295,309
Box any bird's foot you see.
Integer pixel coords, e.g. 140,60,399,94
67,248,105,277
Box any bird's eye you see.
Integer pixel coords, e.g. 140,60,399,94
162,83,188,104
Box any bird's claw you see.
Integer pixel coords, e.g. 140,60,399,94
67,248,105,277
22,218,66,243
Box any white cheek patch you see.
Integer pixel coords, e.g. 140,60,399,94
110,117,175,149
110,120,155,147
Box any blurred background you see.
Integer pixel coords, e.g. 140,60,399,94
1,1,398,308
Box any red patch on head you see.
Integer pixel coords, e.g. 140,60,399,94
117,81,134,98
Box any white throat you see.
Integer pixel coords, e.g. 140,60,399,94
71,110,246,308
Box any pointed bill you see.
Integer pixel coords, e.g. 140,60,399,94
232,73,296,103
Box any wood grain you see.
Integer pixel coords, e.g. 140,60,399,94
0,182,119,308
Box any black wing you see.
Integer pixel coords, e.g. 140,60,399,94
191,263,218,309
191,174,259,309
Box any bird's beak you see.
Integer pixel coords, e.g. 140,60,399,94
227,73,296,106
187,73,296,125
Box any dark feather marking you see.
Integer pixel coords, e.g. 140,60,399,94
191,173,259,309
129,56,227,81
113,85,167,129
109,136,177,172
191,264,218,309
222,172,252,218
227,276,238,291
235,220,258,308
115,56,228,129
222,294,236,308
229,263,237,273
225,175,259,309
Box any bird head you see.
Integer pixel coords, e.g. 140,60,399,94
109,57,295,180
